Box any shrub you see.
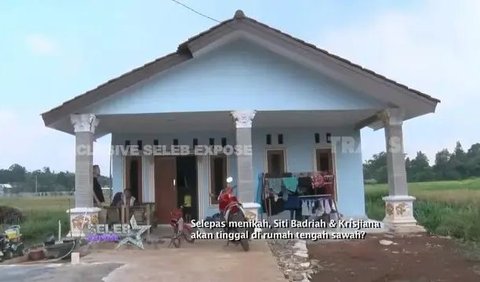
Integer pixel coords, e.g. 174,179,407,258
0,206,25,225
364,179,378,185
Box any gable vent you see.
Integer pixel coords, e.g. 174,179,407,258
277,134,283,145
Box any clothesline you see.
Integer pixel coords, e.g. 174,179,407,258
298,194,332,198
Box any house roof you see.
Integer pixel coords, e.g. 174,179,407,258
41,10,440,127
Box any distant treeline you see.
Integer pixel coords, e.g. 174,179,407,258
364,142,480,184
0,165,111,192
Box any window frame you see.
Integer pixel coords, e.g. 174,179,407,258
209,153,228,205
265,147,287,177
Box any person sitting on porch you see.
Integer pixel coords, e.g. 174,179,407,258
93,165,105,206
111,189,136,207
122,189,136,207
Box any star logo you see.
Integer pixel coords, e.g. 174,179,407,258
115,216,151,250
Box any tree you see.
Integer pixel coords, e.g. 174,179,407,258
449,142,468,178
466,143,480,177
363,152,388,183
408,151,434,182
433,149,451,180
8,164,26,182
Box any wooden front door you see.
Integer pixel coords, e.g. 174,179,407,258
154,157,177,224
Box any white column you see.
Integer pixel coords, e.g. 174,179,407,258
68,113,101,237
231,110,261,221
380,108,425,233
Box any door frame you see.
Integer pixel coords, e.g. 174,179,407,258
312,145,338,201
124,155,143,204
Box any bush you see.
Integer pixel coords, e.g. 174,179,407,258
365,189,387,220
365,190,480,242
20,210,69,244
0,206,25,225
364,179,378,185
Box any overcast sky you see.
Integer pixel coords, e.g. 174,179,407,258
0,0,479,174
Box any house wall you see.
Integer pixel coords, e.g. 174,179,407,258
252,127,365,218
111,126,366,219
85,40,382,115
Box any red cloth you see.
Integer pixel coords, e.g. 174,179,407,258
311,174,324,189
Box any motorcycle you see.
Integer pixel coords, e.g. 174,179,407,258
0,225,25,262
169,206,195,248
215,177,255,252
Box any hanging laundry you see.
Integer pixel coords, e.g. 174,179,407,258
329,198,337,212
317,200,324,215
284,195,300,210
266,178,282,194
323,198,331,214
311,174,325,189
281,187,289,201
298,176,312,188
301,200,309,216
282,177,298,193
262,196,284,216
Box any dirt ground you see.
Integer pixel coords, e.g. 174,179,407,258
308,233,480,282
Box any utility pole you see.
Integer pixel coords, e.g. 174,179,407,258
35,175,38,195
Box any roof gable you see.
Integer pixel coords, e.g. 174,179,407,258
42,10,439,128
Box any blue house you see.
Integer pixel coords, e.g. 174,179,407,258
42,11,439,233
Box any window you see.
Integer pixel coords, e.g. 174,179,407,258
210,154,227,204
267,149,285,177
316,149,333,173
266,134,272,145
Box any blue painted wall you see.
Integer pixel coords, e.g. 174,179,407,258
85,40,381,115
111,126,366,219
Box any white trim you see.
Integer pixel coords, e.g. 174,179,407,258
231,110,256,128
70,114,99,133
197,156,209,219
264,147,287,174
66,207,101,213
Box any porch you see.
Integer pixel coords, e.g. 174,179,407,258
65,108,417,231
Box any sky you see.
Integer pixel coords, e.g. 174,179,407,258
0,0,479,175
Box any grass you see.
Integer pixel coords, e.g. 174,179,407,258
366,178,480,242
1,178,480,245
0,196,72,245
